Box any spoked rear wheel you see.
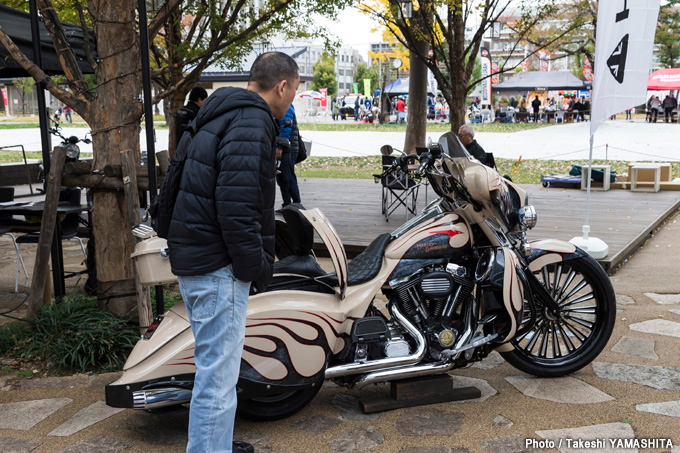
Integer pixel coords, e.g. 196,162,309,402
500,254,615,377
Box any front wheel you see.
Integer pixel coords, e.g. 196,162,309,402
237,383,321,421
500,254,615,377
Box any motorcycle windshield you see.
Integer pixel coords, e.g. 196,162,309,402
439,132,472,159
300,208,348,300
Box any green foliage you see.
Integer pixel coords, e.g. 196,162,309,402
655,1,680,68
15,295,138,373
151,285,183,316
353,63,380,95
311,53,338,99
0,322,30,355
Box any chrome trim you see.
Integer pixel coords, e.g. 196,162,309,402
352,360,455,389
324,304,426,379
132,387,192,410
485,219,513,248
519,205,537,229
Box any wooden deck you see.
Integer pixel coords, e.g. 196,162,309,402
281,178,680,273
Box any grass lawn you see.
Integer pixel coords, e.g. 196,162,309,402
298,156,679,185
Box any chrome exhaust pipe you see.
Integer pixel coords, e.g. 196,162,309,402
324,304,426,379
352,360,456,390
132,387,192,410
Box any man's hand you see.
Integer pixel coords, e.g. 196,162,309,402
276,147,283,160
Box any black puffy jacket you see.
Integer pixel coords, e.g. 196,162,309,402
167,87,278,286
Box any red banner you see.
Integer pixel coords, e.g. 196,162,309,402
0,88,7,112
582,56,593,82
319,88,328,109
491,60,499,84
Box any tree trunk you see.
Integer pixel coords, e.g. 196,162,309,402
403,14,430,154
89,0,143,316
450,69,469,132
167,89,185,158
165,8,186,158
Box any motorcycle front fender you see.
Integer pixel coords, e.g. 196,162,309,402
527,239,588,271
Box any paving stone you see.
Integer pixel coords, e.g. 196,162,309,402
493,415,513,427
629,319,680,339
481,434,537,453
88,372,123,392
61,435,130,453
0,398,72,430
116,409,188,445
292,415,342,433
636,400,680,418
400,448,468,453
505,376,614,404
332,393,382,420
49,401,124,437
330,426,384,452
669,309,680,316
471,351,505,370
592,362,680,390
535,422,636,453
450,375,497,403
395,407,464,436
644,293,680,304
20,375,89,390
233,429,272,453
611,336,658,360
616,294,635,306
0,437,42,452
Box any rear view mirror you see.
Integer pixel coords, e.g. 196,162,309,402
380,145,394,156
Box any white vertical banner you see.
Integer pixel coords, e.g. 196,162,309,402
480,47,492,106
590,0,660,137
427,69,438,97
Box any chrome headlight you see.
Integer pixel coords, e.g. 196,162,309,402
519,205,537,229
65,143,80,160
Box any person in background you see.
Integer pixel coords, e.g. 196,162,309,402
663,95,677,123
174,86,208,148
531,96,541,122
396,96,406,123
354,97,360,121
574,97,584,121
458,124,491,167
167,51,300,453
276,104,301,207
63,104,73,123
340,97,346,120
625,107,633,120
331,99,339,121
649,95,661,123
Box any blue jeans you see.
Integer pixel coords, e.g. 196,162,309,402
178,265,251,453
276,151,301,206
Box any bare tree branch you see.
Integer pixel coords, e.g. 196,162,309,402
148,0,182,39
37,0,92,100
0,26,91,119
74,0,97,72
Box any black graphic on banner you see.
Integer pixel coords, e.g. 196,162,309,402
606,34,628,84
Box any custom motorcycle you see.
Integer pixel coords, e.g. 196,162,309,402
106,133,616,420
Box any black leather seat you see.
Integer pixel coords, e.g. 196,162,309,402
273,254,327,278
322,233,392,287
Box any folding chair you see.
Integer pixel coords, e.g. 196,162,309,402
374,155,421,222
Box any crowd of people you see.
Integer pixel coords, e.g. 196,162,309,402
646,94,678,123
328,94,451,123
469,94,592,124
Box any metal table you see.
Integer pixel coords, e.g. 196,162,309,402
0,201,90,300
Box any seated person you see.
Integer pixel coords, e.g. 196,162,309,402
458,125,492,167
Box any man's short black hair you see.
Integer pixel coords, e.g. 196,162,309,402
249,52,299,91
189,87,208,103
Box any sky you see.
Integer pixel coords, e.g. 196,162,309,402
312,6,384,62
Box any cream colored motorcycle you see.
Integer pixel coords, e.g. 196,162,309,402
106,133,615,420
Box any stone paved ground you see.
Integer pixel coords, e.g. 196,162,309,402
1,219,680,452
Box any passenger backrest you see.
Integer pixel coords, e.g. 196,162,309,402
280,204,314,256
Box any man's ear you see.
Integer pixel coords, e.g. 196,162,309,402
276,79,288,98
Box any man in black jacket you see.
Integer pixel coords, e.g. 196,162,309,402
167,52,299,453
458,124,491,167
173,86,208,148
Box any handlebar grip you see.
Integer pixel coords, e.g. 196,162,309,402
417,152,433,175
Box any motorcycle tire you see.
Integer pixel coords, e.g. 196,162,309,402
500,253,615,377
237,383,321,421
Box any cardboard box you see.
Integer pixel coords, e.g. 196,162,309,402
628,163,672,182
